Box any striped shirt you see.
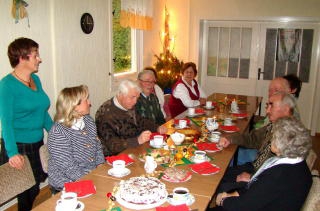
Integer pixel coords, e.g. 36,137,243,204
48,115,104,190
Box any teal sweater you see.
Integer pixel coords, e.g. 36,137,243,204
0,73,53,157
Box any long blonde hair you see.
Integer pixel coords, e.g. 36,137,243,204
54,85,89,127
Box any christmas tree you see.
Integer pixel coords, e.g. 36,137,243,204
154,6,183,93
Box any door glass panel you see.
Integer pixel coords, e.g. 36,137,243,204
207,27,218,76
218,27,229,77
239,28,252,78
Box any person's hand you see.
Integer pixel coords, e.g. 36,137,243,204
218,137,231,148
9,154,25,169
157,125,168,134
236,172,251,182
216,191,239,206
199,98,206,105
137,130,152,144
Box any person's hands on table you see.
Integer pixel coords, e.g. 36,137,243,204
9,154,25,169
218,137,231,148
138,130,152,144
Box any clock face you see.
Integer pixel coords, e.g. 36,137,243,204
80,13,94,34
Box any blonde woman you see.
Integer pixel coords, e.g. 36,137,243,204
48,85,104,193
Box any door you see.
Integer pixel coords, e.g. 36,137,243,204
199,20,320,129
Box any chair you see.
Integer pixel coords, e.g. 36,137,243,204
0,155,35,205
163,94,171,119
39,144,49,173
306,149,317,170
301,170,320,211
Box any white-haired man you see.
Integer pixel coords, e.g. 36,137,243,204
95,79,167,156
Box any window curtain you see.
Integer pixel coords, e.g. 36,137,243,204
120,0,153,30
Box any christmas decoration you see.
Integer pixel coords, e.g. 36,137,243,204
154,6,183,93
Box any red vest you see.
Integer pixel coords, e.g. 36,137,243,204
168,78,200,118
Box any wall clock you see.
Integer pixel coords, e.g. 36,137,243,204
80,13,94,34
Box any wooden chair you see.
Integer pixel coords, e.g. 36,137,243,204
0,155,35,205
39,144,49,173
301,170,320,211
163,94,172,119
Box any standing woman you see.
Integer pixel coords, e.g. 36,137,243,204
168,62,207,118
48,85,104,192
0,38,53,210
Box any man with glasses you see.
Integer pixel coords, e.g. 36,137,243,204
216,91,296,192
136,70,165,125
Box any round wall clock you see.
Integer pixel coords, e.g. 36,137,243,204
80,13,94,34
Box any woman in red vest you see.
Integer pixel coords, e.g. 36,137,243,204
168,62,207,118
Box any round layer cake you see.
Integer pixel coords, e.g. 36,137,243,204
118,177,167,204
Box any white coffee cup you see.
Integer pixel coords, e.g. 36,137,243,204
173,187,190,203
194,150,206,161
224,117,233,126
112,160,126,169
56,192,78,211
209,131,221,143
206,101,212,108
188,107,195,116
153,135,164,146
178,119,187,128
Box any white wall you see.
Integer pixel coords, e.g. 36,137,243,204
144,0,320,132
0,0,111,118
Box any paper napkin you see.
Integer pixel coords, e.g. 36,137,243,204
173,118,191,125
150,132,167,140
156,204,189,211
190,161,220,175
196,142,220,151
219,125,240,132
64,180,96,197
105,154,134,165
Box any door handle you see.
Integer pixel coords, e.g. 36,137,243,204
258,68,264,80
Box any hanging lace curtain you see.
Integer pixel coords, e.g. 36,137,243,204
120,0,153,30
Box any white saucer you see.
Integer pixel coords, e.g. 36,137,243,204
208,136,220,143
55,201,84,211
167,194,195,206
150,140,166,149
204,106,214,110
108,167,131,178
174,125,189,129
190,156,210,163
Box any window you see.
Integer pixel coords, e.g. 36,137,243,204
112,0,142,78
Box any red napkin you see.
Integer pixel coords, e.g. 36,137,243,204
219,125,240,132
196,142,221,151
195,108,204,113
64,180,96,197
105,154,134,165
190,161,221,175
173,118,191,125
156,204,189,211
212,101,218,107
231,113,248,118
150,132,167,140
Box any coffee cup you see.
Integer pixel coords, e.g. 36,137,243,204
56,192,78,211
153,135,164,146
194,150,206,161
173,187,190,203
224,117,232,126
188,108,195,116
112,160,126,169
209,131,221,143
178,119,187,129
206,101,212,108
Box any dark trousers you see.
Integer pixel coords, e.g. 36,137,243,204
1,139,47,211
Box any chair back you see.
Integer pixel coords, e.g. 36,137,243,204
0,155,35,205
39,144,49,173
306,149,317,170
301,170,320,211
163,94,171,119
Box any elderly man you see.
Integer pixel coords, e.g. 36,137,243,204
217,91,297,192
95,79,167,156
136,70,165,125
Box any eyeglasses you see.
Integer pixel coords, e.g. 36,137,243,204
139,79,156,84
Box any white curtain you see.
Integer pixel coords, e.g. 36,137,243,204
120,0,153,30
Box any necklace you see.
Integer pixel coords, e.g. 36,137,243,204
13,71,31,87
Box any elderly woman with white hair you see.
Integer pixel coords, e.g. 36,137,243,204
212,116,312,211
95,79,167,156
48,85,105,193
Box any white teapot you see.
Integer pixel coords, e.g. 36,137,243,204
206,117,219,131
144,156,157,174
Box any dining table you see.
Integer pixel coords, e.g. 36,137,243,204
32,93,262,211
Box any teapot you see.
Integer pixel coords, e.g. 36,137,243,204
206,118,219,131
144,156,157,174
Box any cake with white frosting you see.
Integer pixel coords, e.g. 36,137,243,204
118,177,167,204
